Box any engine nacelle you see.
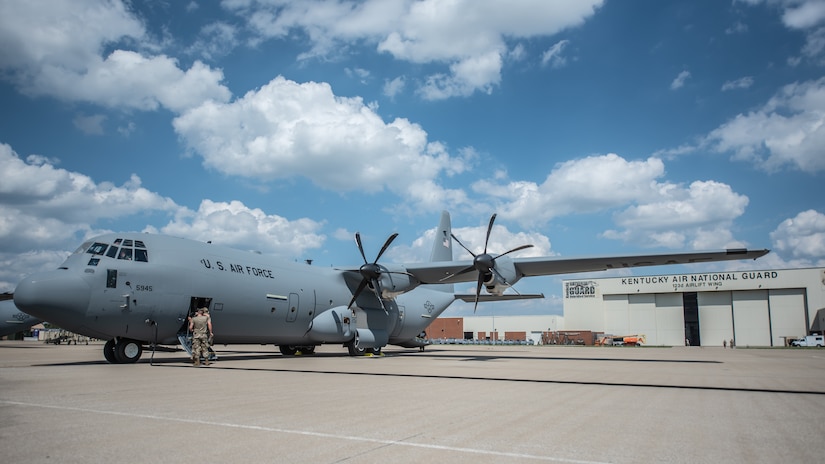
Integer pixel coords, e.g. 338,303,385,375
378,264,419,298
483,255,520,296
354,328,389,349
307,306,354,343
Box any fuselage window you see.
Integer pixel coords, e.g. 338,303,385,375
134,249,148,262
87,242,109,255
106,246,119,258
118,248,133,260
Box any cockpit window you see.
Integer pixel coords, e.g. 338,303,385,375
106,246,119,258
74,241,93,255
87,242,109,255
78,238,150,263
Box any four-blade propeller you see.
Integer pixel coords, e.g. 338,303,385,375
347,231,399,312
444,213,534,312
347,213,532,313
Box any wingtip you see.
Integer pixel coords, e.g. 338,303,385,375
725,248,770,259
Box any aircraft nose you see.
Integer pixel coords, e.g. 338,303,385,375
14,270,91,324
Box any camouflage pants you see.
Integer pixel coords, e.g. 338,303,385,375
192,335,209,360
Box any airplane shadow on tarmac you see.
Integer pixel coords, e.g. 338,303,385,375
107,348,825,397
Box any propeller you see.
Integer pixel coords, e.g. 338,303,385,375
445,213,533,312
347,231,399,312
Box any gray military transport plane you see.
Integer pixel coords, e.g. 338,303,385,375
0,294,42,338
13,211,769,363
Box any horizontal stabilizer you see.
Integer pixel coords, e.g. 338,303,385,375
454,293,544,303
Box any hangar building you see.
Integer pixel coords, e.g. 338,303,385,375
425,315,564,345
563,267,825,347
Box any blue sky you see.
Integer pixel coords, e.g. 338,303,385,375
1,0,824,317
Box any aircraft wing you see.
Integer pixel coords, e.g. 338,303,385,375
405,248,770,284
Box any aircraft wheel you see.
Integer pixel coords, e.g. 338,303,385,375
369,347,381,355
279,345,298,356
114,339,143,363
103,339,117,363
346,339,366,356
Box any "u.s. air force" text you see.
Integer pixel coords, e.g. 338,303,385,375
199,258,274,279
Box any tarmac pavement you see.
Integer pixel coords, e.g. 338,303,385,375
1,340,824,463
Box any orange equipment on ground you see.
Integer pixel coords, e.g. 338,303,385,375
595,334,646,346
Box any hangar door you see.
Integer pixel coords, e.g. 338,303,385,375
603,294,629,337
733,290,770,347
691,289,806,347
769,289,807,346
698,292,733,347
655,293,685,346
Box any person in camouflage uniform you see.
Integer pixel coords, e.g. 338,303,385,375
188,307,213,366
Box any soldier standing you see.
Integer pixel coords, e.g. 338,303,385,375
189,307,213,366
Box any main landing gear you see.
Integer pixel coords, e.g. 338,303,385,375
345,339,381,356
278,345,317,356
103,338,143,364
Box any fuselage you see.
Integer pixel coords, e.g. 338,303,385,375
13,233,455,350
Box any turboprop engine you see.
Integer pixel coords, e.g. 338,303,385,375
346,232,419,311
445,213,534,311
377,263,418,298
482,254,518,296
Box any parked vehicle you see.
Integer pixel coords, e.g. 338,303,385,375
791,335,825,347
595,334,646,346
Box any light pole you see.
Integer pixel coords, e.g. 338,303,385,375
492,313,495,345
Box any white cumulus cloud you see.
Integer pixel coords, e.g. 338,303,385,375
770,209,825,261
156,200,326,258
227,0,604,99
173,76,472,211
705,76,825,173
0,142,180,252
473,153,751,250
0,0,231,113
670,70,691,90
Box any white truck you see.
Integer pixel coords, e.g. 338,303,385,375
791,335,825,347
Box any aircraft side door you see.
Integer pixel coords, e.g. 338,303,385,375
87,268,130,318
286,293,299,323
390,305,405,338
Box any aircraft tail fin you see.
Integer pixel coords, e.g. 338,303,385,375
427,211,454,293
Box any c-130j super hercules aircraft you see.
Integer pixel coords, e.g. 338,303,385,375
13,211,769,363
